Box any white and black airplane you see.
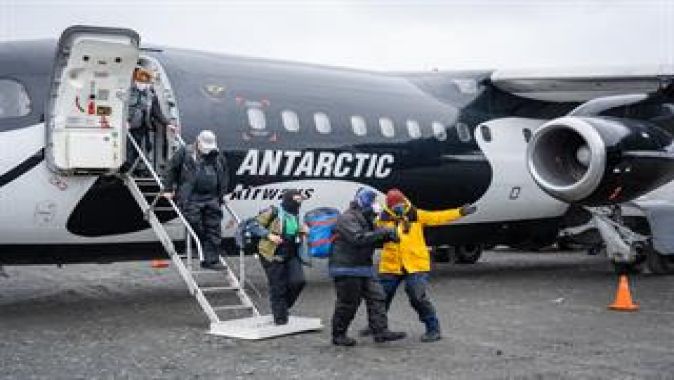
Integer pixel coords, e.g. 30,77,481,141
1,26,674,273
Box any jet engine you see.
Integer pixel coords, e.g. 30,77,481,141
526,116,674,206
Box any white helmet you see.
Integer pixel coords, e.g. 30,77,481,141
197,130,218,154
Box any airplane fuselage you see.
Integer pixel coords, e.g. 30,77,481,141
1,39,672,264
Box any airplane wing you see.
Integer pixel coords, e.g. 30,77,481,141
491,65,674,102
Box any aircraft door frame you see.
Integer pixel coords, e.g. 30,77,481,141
45,25,140,175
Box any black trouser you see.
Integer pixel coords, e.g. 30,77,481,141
127,126,151,167
260,255,306,323
182,198,222,264
379,272,440,333
331,276,388,337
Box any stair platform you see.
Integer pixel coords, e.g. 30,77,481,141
209,315,323,340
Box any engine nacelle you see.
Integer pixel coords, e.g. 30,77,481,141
527,116,674,206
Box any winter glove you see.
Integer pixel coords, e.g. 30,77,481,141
387,229,400,243
459,204,477,216
377,228,399,243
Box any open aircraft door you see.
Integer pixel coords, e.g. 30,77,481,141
45,25,140,175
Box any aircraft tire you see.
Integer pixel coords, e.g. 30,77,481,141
612,242,647,275
455,244,483,264
431,246,454,263
645,246,674,275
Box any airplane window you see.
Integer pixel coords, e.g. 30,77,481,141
281,110,300,132
0,79,31,119
456,122,472,142
247,107,266,130
523,128,532,142
351,115,367,136
432,121,447,141
379,117,395,138
406,120,421,139
314,112,331,134
480,125,492,142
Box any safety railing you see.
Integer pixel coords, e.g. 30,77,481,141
172,133,250,290
126,130,204,263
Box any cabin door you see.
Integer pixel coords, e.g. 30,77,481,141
45,26,140,175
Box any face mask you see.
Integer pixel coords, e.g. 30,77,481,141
392,204,405,216
282,199,301,214
204,150,218,159
281,191,302,214
135,83,150,91
198,144,216,156
362,207,376,221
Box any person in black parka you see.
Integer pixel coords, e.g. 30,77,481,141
329,187,407,346
162,130,229,270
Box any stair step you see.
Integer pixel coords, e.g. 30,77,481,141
201,286,239,293
212,305,253,312
178,256,204,261
124,173,260,319
133,177,161,182
191,270,229,275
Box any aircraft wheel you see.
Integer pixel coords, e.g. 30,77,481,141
645,246,674,275
455,244,483,264
612,261,643,275
612,242,647,275
431,246,454,263
556,237,574,251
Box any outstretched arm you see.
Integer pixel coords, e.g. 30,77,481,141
417,208,464,227
162,146,185,191
418,204,477,226
335,215,390,247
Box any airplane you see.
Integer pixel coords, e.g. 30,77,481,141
1,25,674,276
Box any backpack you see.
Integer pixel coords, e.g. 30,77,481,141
235,206,279,255
304,207,341,258
127,86,151,129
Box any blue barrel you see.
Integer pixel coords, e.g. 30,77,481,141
304,207,341,258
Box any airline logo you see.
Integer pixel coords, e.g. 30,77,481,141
228,184,315,201
236,149,395,179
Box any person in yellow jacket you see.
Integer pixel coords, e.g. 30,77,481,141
365,188,476,342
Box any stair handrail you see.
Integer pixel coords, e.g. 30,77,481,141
173,132,250,297
126,130,204,262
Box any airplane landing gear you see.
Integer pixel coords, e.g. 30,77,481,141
644,244,674,274
431,245,484,264
588,206,651,274
455,244,484,264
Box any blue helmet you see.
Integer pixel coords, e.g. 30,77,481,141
354,187,377,209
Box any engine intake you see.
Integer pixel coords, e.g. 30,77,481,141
527,116,674,206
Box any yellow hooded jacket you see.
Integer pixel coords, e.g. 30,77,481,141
377,201,463,274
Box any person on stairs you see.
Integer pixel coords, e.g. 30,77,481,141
162,130,229,270
124,66,173,174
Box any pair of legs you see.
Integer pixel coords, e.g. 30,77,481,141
260,255,306,324
182,198,223,265
379,272,441,337
331,276,389,339
126,126,152,170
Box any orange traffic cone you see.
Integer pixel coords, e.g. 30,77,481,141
608,274,639,311
151,259,170,269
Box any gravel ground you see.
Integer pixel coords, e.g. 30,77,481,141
1,249,673,379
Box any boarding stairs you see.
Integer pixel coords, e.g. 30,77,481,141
122,132,322,339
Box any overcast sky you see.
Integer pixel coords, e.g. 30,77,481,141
0,0,672,71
